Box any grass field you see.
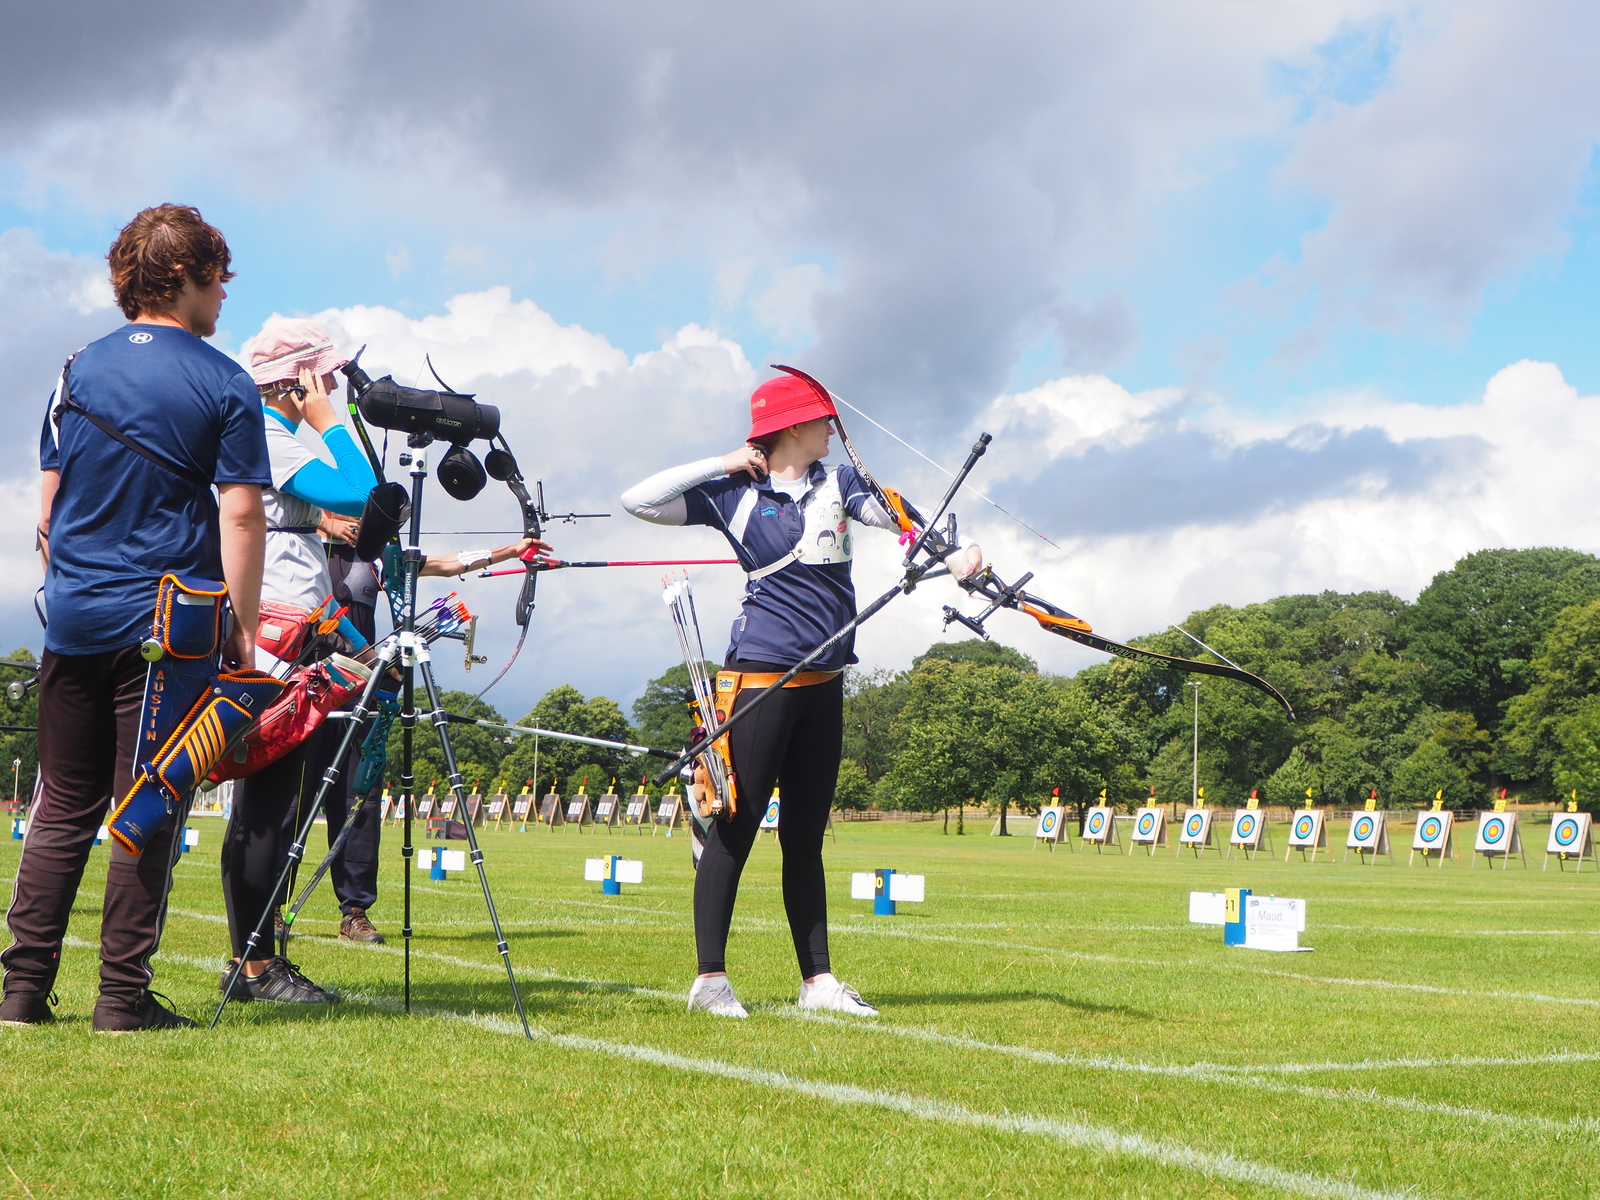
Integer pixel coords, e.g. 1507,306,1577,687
2,811,1598,1199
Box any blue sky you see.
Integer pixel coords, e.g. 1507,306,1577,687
4,0,1600,714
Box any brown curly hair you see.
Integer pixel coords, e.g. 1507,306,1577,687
107,204,235,320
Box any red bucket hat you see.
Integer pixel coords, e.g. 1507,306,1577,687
747,374,837,441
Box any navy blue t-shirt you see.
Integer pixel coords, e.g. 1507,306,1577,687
685,461,880,670
39,323,271,655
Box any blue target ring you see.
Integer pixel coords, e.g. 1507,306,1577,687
1420,816,1443,842
764,800,780,824
1040,810,1059,834
1236,813,1257,838
1185,812,1205,837
1087,811,1107,835
1482,817,1506,845
1353,815,1375,841
1554,817,1580,847
1137,812,1157,836
1294,814,1315,839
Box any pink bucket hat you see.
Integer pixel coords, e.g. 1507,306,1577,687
241,317,349,387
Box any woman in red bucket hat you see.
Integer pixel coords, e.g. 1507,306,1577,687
622,373,900,1019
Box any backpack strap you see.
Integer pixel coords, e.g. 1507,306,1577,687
53,353,211,489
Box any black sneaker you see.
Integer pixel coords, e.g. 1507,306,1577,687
339,908,385,944
0,990,57,1027
92,990,195,1033
219,956,338,1004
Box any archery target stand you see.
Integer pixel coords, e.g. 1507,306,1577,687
1177,806,1220,858
1545,810,1596,872
1286,808,1330,863
594,789,621,831
566,791,595,832
1344,809,1393,864
653,792,685,836
1410,807,1457,866
1129,807,1167,855
1473,807,1525,868
1034,805,1073,850
486,790,511,827
539,790,564,830
1227,803,1272,860
511,786,534,830
625,786,651,832
1081,805,1119,852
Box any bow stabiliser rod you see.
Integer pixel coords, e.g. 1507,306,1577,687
654,432,993,785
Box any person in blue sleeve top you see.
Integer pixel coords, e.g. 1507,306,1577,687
217,318,377,1006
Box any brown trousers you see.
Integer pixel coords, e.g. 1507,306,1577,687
1,647,186,1006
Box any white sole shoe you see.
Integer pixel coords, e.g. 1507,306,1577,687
797,976,878,1017
688,975,749,1018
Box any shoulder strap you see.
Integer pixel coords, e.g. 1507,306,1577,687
53,354,211,489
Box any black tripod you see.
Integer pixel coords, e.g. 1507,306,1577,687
212,433,531,1037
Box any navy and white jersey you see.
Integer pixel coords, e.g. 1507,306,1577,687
680,461,890,669
39,323,270,656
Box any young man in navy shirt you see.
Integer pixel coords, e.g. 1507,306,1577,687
1,205,269,1032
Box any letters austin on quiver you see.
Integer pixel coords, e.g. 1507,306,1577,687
106,575,283,856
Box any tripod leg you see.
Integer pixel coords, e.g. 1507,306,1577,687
210,639,396,1029
417,647,532,1039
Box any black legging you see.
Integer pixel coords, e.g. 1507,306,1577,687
693,662,842,978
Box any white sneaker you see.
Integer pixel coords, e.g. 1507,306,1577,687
797,973,878,1017
688,975,748,1018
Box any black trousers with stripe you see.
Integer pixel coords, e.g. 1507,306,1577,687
693,662,841,978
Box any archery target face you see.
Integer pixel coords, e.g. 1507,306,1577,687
1480,816,1507,846
1036,807,1061,838
1231,810,1262,844
1413,812,1451,850
1292,813,1316,840
1085,808,1110,839
1353,815,1375,842
760,798,781,829
1184,811,1206,838
1547,813,1590,854
1347,812,1385,849
1135,810,1158,838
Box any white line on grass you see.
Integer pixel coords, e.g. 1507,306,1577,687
1203,1051,1600,1075
441,1009,1423,1200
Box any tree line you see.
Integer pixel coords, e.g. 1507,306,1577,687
5,547,1596,814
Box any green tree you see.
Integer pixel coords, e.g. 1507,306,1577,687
1553,698,1600,803
1500,598,1600,794
1142,737,1227,808
499,685,630,793
631,662,716,752
842,666,910,783
833,757,872,810
1390,740,1473,809
1399,548,1600,731
912,638,1037,674
1264,746,1319,807
383,691,508,793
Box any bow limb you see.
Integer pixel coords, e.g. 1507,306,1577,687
467,465,542,705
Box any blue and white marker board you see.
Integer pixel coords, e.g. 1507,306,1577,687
1545,812,1595,872
851,868,925,914
1410,810,1456,866
585,856,643,894
1473,811,1525,868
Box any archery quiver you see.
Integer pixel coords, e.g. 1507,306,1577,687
206,654,371,785
107,575,284,855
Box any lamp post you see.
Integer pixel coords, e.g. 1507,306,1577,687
1186,682,1201,806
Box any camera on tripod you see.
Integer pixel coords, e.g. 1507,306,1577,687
342,349,519,501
